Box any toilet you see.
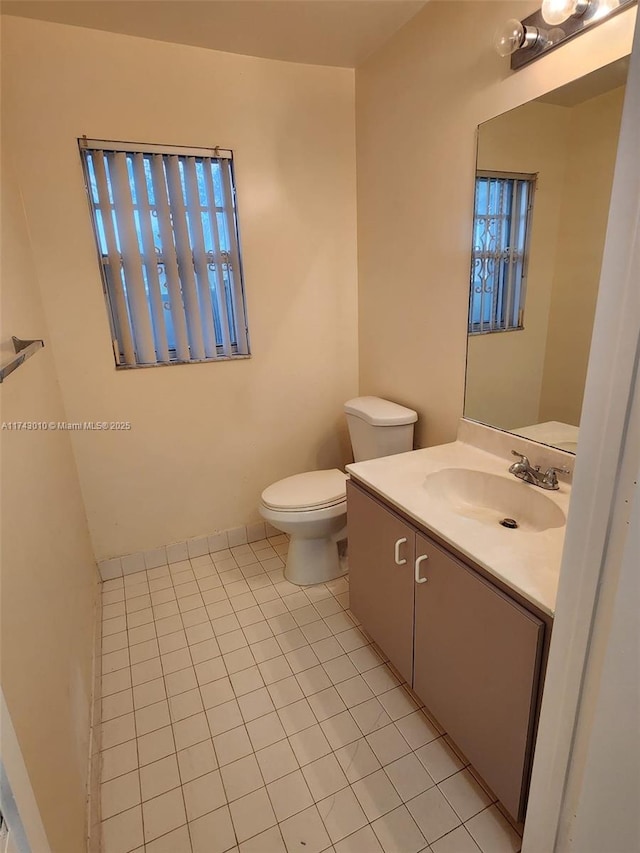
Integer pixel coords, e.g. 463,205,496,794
259,397,418,586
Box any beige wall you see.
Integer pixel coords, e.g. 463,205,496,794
539,87,625,424
1,16,358,561
0,151,98,851
467,101,570,430
356,0,636,449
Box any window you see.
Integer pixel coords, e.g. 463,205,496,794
79,139,250,367
469,171,535,334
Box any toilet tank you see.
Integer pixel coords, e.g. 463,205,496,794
344,397,418,462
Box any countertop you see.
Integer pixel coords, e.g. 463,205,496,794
346,441,570,617
513,420,579,453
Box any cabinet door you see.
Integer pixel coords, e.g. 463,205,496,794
346,481,415,684
413,533,544,820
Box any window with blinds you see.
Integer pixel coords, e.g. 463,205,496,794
469,171,535,335
79,139,250,367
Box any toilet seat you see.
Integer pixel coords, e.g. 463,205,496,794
261,469,347,512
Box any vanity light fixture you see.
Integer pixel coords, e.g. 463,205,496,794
495,0,635,70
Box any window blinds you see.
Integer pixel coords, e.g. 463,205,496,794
79,139,249,367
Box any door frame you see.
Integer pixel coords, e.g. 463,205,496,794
0,690,51,853
522,12,640,851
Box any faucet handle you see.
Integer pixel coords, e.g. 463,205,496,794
545,465,570,477
509,450,531,476
542,465,570,488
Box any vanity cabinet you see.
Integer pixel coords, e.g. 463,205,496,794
347,480,546,822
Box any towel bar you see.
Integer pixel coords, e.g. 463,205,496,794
0,336,45,384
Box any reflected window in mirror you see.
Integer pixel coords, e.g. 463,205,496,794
469,172,535,335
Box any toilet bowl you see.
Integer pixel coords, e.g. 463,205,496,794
260,470,348,586
260,397,417,586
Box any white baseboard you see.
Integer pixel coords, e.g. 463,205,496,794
97,520,280,581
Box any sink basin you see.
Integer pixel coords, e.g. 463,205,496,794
423,468,566,532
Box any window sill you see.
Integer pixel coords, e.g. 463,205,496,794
468,326,525,336
114,353,252,370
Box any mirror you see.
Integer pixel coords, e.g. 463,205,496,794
464,57,629,454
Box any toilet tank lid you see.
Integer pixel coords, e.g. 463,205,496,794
344,396,417,426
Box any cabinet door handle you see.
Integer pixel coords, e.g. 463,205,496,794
415,554,428,584
394,538,408,565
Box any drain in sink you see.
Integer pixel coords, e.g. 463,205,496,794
500,517,519,529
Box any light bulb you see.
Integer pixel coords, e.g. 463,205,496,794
590,0,620,21
494,19,543,56
545,27,567,45
541,0,590,25
493,18,526,56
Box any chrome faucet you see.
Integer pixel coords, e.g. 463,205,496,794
509,450,569,490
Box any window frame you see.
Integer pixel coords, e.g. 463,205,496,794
468,170,536,336
78,137,251,369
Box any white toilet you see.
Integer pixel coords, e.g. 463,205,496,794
259,396,418,586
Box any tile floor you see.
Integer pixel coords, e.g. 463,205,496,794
99,535,523,853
